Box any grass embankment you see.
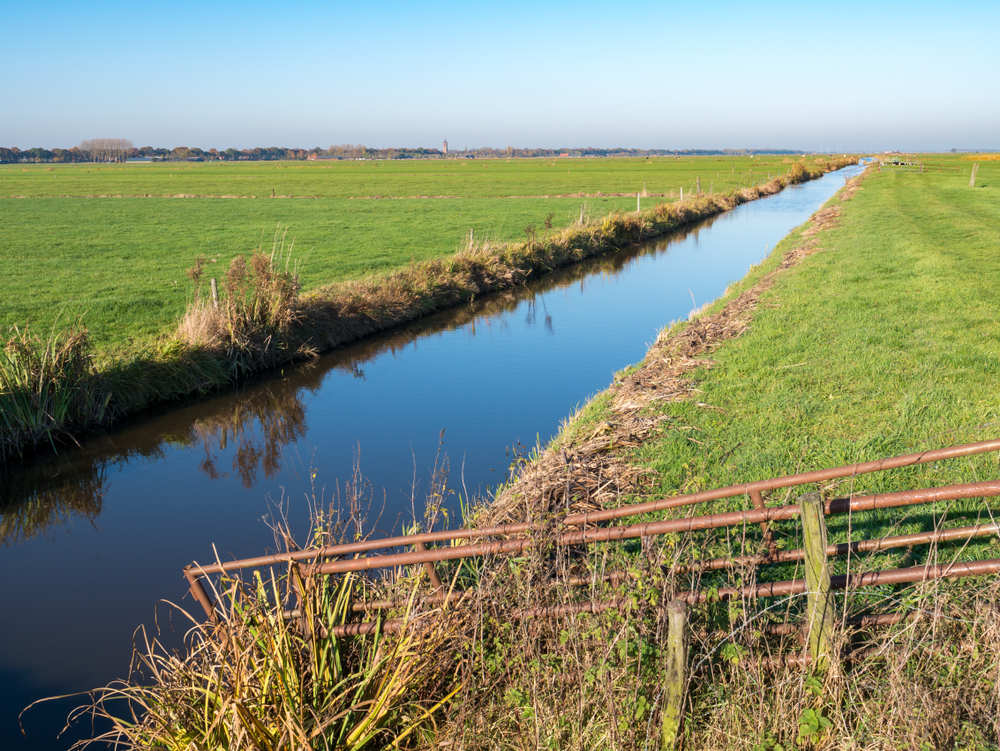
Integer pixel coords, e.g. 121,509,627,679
74,158,999,751
0,156,822,349
0,158,855,463
445,157,1000,748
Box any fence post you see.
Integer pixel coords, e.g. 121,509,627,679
680,187,683,201
637,192,641,212
579,204,585,224
970,163,979,188
800,492,835,672
696,176,701,195
661,601,688,748
210,278,219,309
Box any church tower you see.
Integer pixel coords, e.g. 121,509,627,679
443,139,449,156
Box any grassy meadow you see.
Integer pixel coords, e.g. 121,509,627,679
1,155,814,350
79,156,1000,751
629,154,1000,505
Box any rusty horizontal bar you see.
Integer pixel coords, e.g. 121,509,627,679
312,480,1000,574
678,557,1000,604
678,522,1000,573
752,611,913,636
185,439,1000,577
755,645,881,668
567,438,1000,525
336,557,993,637
521,559,1000,616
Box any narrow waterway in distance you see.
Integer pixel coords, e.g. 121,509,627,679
0,165,862,750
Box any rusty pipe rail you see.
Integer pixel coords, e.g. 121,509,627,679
514,558,1000,617
675,521,1000,573
337,523,1000,613
185,477,1000,619
184,439,1000,577
329,560,1000,637
560,522,1000,585
311,480,1000,574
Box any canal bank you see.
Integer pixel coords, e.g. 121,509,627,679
3,164,864,750
2,159,856,466
452,158,1000,749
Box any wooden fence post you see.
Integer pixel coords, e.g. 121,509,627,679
637,192,641,212
800,492,835,672
696,176,701,195
970,163,979,188
579,204,585,224
210,278,219,309
680,187,683,201
661,601,688,748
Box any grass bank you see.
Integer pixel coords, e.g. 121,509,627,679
451,156,1000,748
0,155,832,349
0,158,855,465
71,157,1000,751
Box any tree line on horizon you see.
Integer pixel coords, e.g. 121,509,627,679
0,141,804,164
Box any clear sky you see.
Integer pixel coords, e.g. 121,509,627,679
3,0,998,152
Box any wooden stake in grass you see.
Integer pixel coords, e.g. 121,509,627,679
661,601,688,749
970,163,979,187
696,176,701,195
210,278,219,309
637,192,641,212
800,492,835,673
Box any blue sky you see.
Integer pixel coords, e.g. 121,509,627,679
3,0,998,151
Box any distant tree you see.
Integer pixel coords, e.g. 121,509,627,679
79,138,134,162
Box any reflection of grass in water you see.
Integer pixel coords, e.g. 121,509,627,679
1,381,309,543
192,384,308,488
320,218,719,380
0,459,107,544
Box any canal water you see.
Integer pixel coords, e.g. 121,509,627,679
0,165,861,749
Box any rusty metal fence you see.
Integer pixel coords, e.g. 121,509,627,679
184,438,1000,634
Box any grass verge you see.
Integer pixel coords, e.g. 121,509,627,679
443,161,1000,748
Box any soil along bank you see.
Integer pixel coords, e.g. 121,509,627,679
452,161,1000,748
0,159,855,465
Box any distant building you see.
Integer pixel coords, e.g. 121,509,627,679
443,139,449,155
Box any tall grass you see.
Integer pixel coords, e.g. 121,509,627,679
0,323,111,461
73,564,461,750
179,227,310,376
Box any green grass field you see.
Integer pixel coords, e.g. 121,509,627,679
463,154,1000,748
0,156,816,349
567,153,999,558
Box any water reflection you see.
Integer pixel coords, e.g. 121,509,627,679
1,210,730,545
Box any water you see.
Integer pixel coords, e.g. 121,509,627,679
0,166,861,749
